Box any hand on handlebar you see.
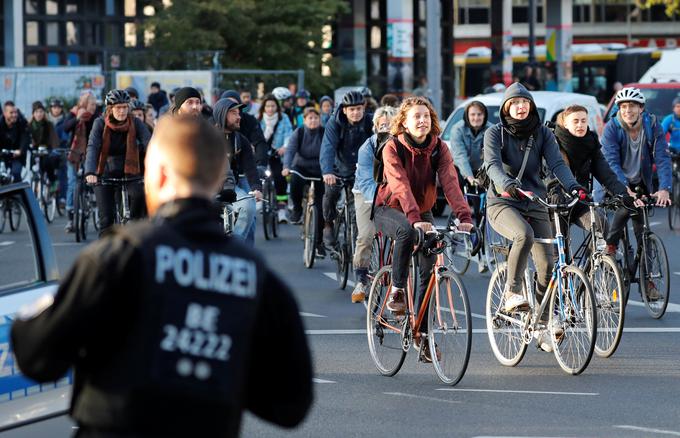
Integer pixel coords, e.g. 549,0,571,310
85,175,98,184
323,174,337,186
250,190,263,202
281,168,290,177
504,183,523,200
413,222,433,233
457,222,474,233
653,189,671,207
572,187,591,202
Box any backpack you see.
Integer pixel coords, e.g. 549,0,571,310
372,134,441,185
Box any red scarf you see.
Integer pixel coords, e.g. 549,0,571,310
97,113,140,175
68,110,93,165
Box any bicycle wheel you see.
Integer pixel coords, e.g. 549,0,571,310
444,232,471,275
9,199,22,231
550,265,596,375
429,271,472,386
669,179,680,230
269,180,278,238
73,181,83,243
303,203,316,269
366,265,407,376
0,201,6,233
590,255,625,358
639,233,670,319
41,177,56,223
484,217,505,271
369,235,382,278
335,217,349,290
485,262,527,367
261,179,272,240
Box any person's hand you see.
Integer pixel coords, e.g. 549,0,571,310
323,174,337,186
76,108,86,119
12,149,21,158
504,183,523,200
466,176,476,186
277,147,286,157
653,189,671,207
572,187,591,202
413,222,433,233
626,186,637,198
251,190,263,202
85,175,97,184
457,222,474,233
281,168,290,177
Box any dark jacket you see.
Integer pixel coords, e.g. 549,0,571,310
148,90,169,113
84,116,151,177
284,126,324,177
483,82,580,206
11,198,313,437
0,116,30,159
319,107,373,178
239,111,269,167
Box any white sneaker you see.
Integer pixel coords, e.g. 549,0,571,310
478,257,488,274
277,209,289,224
503,292,529,313
536,319,565,352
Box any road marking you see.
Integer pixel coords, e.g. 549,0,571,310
436,388,598,396
622,327,680,333
628,299,680,313
673,271,680,276
300,312,327,318
323,272,355,287
442,306,486,320
305,327,680,335
649,221,661,227
313,378,336,384
614,425,680,436
0,241,14,247
52,242,82,247
306,329,365,335
384,392,460,404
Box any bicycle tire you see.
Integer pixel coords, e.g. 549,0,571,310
639,233,670,319
445,232,471,275
369,235,382,279
669,179,680,230
485,262,527,367
335,218,349,290
262,190,271,240
550,265,596,375
429,271,472,386
9,199,22,231
590,255,625,358
42,177,56,223
484,216,504,271
73,181,83,243
366,265,407,377
303,203,316,269
269,179,278,238
0,201,6,233
81,184,91,241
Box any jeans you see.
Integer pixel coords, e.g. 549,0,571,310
353,191,376,272
232,178,256,246
374,206,435,332
66,163,77,211
289,172,324,241
94,180,145,237
269,156,287,205
323,181,353,223
488,202,554,300
10,160,23,183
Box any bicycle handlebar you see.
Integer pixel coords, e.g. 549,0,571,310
505,188,579,210
289,169,322,182
92,176,144,186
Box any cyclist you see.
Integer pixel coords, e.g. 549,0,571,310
483,83,583,352
63,92,99,232
131,100,155,135
320,90,373,247
0,101,30,183
171,87,203,117
48,99,70,208
449,100,493,272
213,98,263,245
351,105,396,303
319,95,334,127
291,90,313,128
374,96,472,362
258,93,293,223
661,97,680,153
221,90,269,169
282,107,326,254
272,86,296,125
28,101,61,189
601,87,672,299
84,89,151,236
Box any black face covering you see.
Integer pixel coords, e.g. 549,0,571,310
501,110,541,139
554,124,600,166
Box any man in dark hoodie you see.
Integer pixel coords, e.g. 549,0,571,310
213,98,262,246
147,81,169,114
0,101,31,182
319,90,373,246
483,82,583,353
221,90,269,168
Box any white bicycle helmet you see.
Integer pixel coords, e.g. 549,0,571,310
272,86,292,101
614,87,646,105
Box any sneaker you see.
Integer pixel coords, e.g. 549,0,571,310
290,209,302,224
536,319,565,353
414,337,441,363
322,223,336,247
503,291,529,313
277,209,289,224
645,281,661,301
65,220,74,233
351,281,367,303
386,288,407,315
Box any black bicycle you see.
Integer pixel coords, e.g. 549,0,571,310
0,149,22,232
94,176,144,226
290,170,322,269
28,146,59,223
329,176,357,289
668,151,680,230
72,164,99,242
261,168,278,240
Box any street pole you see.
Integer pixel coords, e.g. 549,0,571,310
426,0,442,115
528,0,536,65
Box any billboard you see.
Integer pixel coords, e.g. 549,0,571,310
115,71,214,103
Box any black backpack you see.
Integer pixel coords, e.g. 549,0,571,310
373,134,441,185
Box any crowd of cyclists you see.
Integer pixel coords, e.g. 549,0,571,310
1,78,678,367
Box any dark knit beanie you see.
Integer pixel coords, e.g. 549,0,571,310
173,87,202,110
32,101,45,113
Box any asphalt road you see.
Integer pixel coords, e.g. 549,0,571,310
2,208,680,438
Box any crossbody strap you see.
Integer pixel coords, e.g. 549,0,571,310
514,134,534,184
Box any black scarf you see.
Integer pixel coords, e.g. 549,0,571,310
501,111,540,139
404,133,431,149
554,125,600,179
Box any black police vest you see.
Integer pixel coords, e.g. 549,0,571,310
117,220,262,406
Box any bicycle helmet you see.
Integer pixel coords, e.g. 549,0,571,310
614,87,646,105
130,100,146,111
272,86,292,101
342,90,365,107
105,89,131,106
296,89,310,99
359,86,372,98
49,98,63,107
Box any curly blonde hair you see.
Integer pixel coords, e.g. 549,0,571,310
390,96,441,137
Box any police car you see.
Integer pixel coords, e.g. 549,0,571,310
0,182,67,431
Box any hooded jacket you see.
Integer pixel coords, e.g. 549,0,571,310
319,104,373,178
221,90,269,167
0,116,30,160
449,101,493,179
283,125,324,177
213,99,261,191
483,82,580,205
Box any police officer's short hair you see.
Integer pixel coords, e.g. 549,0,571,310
152,115,228,189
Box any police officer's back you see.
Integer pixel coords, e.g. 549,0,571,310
11,115,313,437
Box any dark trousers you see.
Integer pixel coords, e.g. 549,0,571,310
322,181,353,223
268,156,287,205
606,182,648,247
290,172,325,241
94,181,145,237
11,160,23,182
374,206,435,332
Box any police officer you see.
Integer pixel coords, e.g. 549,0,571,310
11,114,313,437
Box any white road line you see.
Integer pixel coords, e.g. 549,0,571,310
436,388,598,396
0,241,14,247
614,425,680,436
306,329,365,335
384,391,460,404
628,299,680,313
442,306,486,320
323,272,355,288
48,242,82,247
300,312,327,318
673,271,680,276
313,378,336,384
649,221,661,227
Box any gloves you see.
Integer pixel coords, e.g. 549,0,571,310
505,183,523,200
572,187,591,202
621,195,636,210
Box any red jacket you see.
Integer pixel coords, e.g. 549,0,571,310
375,134,472,225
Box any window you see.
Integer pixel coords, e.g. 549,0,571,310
106,0,116,16
370,25,381,49
25,0,38,14
105,23,120,47
67,52,80,66
124,22,137,47
46,0,59,14
85,23,101,45
66,22,78,45
66,0,79,13
26,53,40,66
125,0,136,16
26,21,39,46
370,0,380,19
47,52,60,65
46,22,59,46
0,195,40,290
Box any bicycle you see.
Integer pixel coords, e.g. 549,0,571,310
289,170,322,269
0,150,22,232
668,151,680,230
260,168,278,240
95,176,144,226
605,193,670,319
72,164,99,242
367,220,472,385
569,198,626,358
28,146,59,223
463,183,506,274
328,176,357,290
486,189,597,375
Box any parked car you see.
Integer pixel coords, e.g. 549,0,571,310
0,182,67,432
433,91,603,216
604,82,680,122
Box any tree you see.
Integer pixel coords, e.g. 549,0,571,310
635,0,680,17
145,0,354,96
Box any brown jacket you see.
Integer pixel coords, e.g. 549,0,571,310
376,134,472,225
